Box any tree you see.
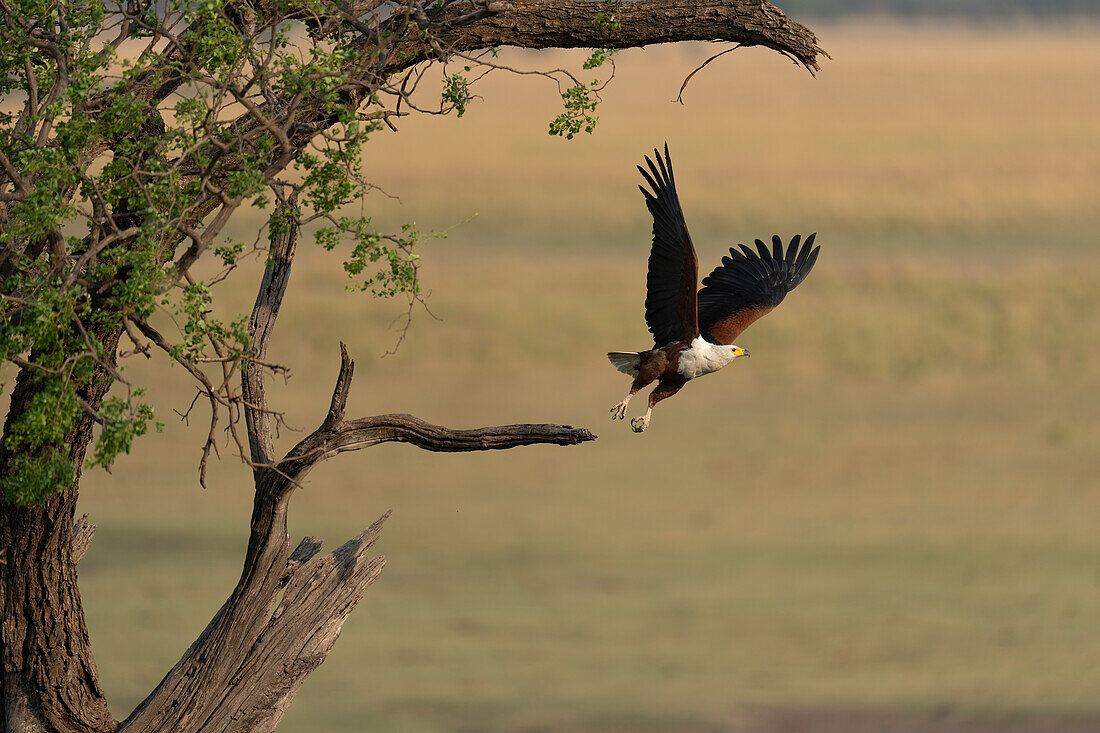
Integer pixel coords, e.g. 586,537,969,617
0,0,824,730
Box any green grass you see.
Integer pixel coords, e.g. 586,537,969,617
48,22,1100,733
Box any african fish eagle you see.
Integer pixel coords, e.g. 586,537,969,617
608,145,821,432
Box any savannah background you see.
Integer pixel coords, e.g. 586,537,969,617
61,4,1100,732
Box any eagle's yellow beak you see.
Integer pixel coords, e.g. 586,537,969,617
733,347,749,358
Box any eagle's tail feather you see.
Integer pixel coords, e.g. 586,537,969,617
607,351,641,378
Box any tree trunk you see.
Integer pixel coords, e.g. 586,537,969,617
1,333,122,733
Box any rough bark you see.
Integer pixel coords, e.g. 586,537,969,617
424,0,825,73
1,336,121,733
0,490,113,733
70,516,96,566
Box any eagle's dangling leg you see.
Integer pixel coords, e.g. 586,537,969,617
631,379,684,433
611,366,659,421
610,394,633,420
610,386,641,420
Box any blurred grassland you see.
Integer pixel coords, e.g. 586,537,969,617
54,22,1100,732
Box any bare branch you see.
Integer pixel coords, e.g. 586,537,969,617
197,515,388,733
292,412,597,464
0,148,30,201
118,513,389,733
263,344,597,491
242,195,299,469
130,317,225,487
322,341,353,430
677,43,742,103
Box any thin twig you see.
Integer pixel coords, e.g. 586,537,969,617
676,44,741,104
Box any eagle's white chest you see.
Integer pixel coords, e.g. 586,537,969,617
676,337,735,380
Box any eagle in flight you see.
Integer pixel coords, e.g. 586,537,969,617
608,145,821,432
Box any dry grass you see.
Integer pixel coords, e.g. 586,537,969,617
53,22,1100,732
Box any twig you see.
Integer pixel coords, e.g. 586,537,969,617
676,44,741,105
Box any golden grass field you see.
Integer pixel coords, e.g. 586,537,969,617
55,22,1100,732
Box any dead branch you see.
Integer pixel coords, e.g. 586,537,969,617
117,512,389,733
257,343,597,492
677,44,743,103
281,411,598,480
242,195,299,469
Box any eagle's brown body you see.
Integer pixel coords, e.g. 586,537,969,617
609,146,819,432
627,343,687,405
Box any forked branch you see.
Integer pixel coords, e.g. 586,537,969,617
268,344,596,491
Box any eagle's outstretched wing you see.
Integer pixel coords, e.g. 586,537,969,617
697,233,820,345
639,145,698,347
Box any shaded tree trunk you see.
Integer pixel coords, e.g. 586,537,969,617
2,336,121,733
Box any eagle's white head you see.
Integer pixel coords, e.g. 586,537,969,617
678,337,750,380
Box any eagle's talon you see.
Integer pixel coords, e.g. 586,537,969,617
630,416,649,433
610,401,629,420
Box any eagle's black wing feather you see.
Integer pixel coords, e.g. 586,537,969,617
697,233,820,345
639,144,698,347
